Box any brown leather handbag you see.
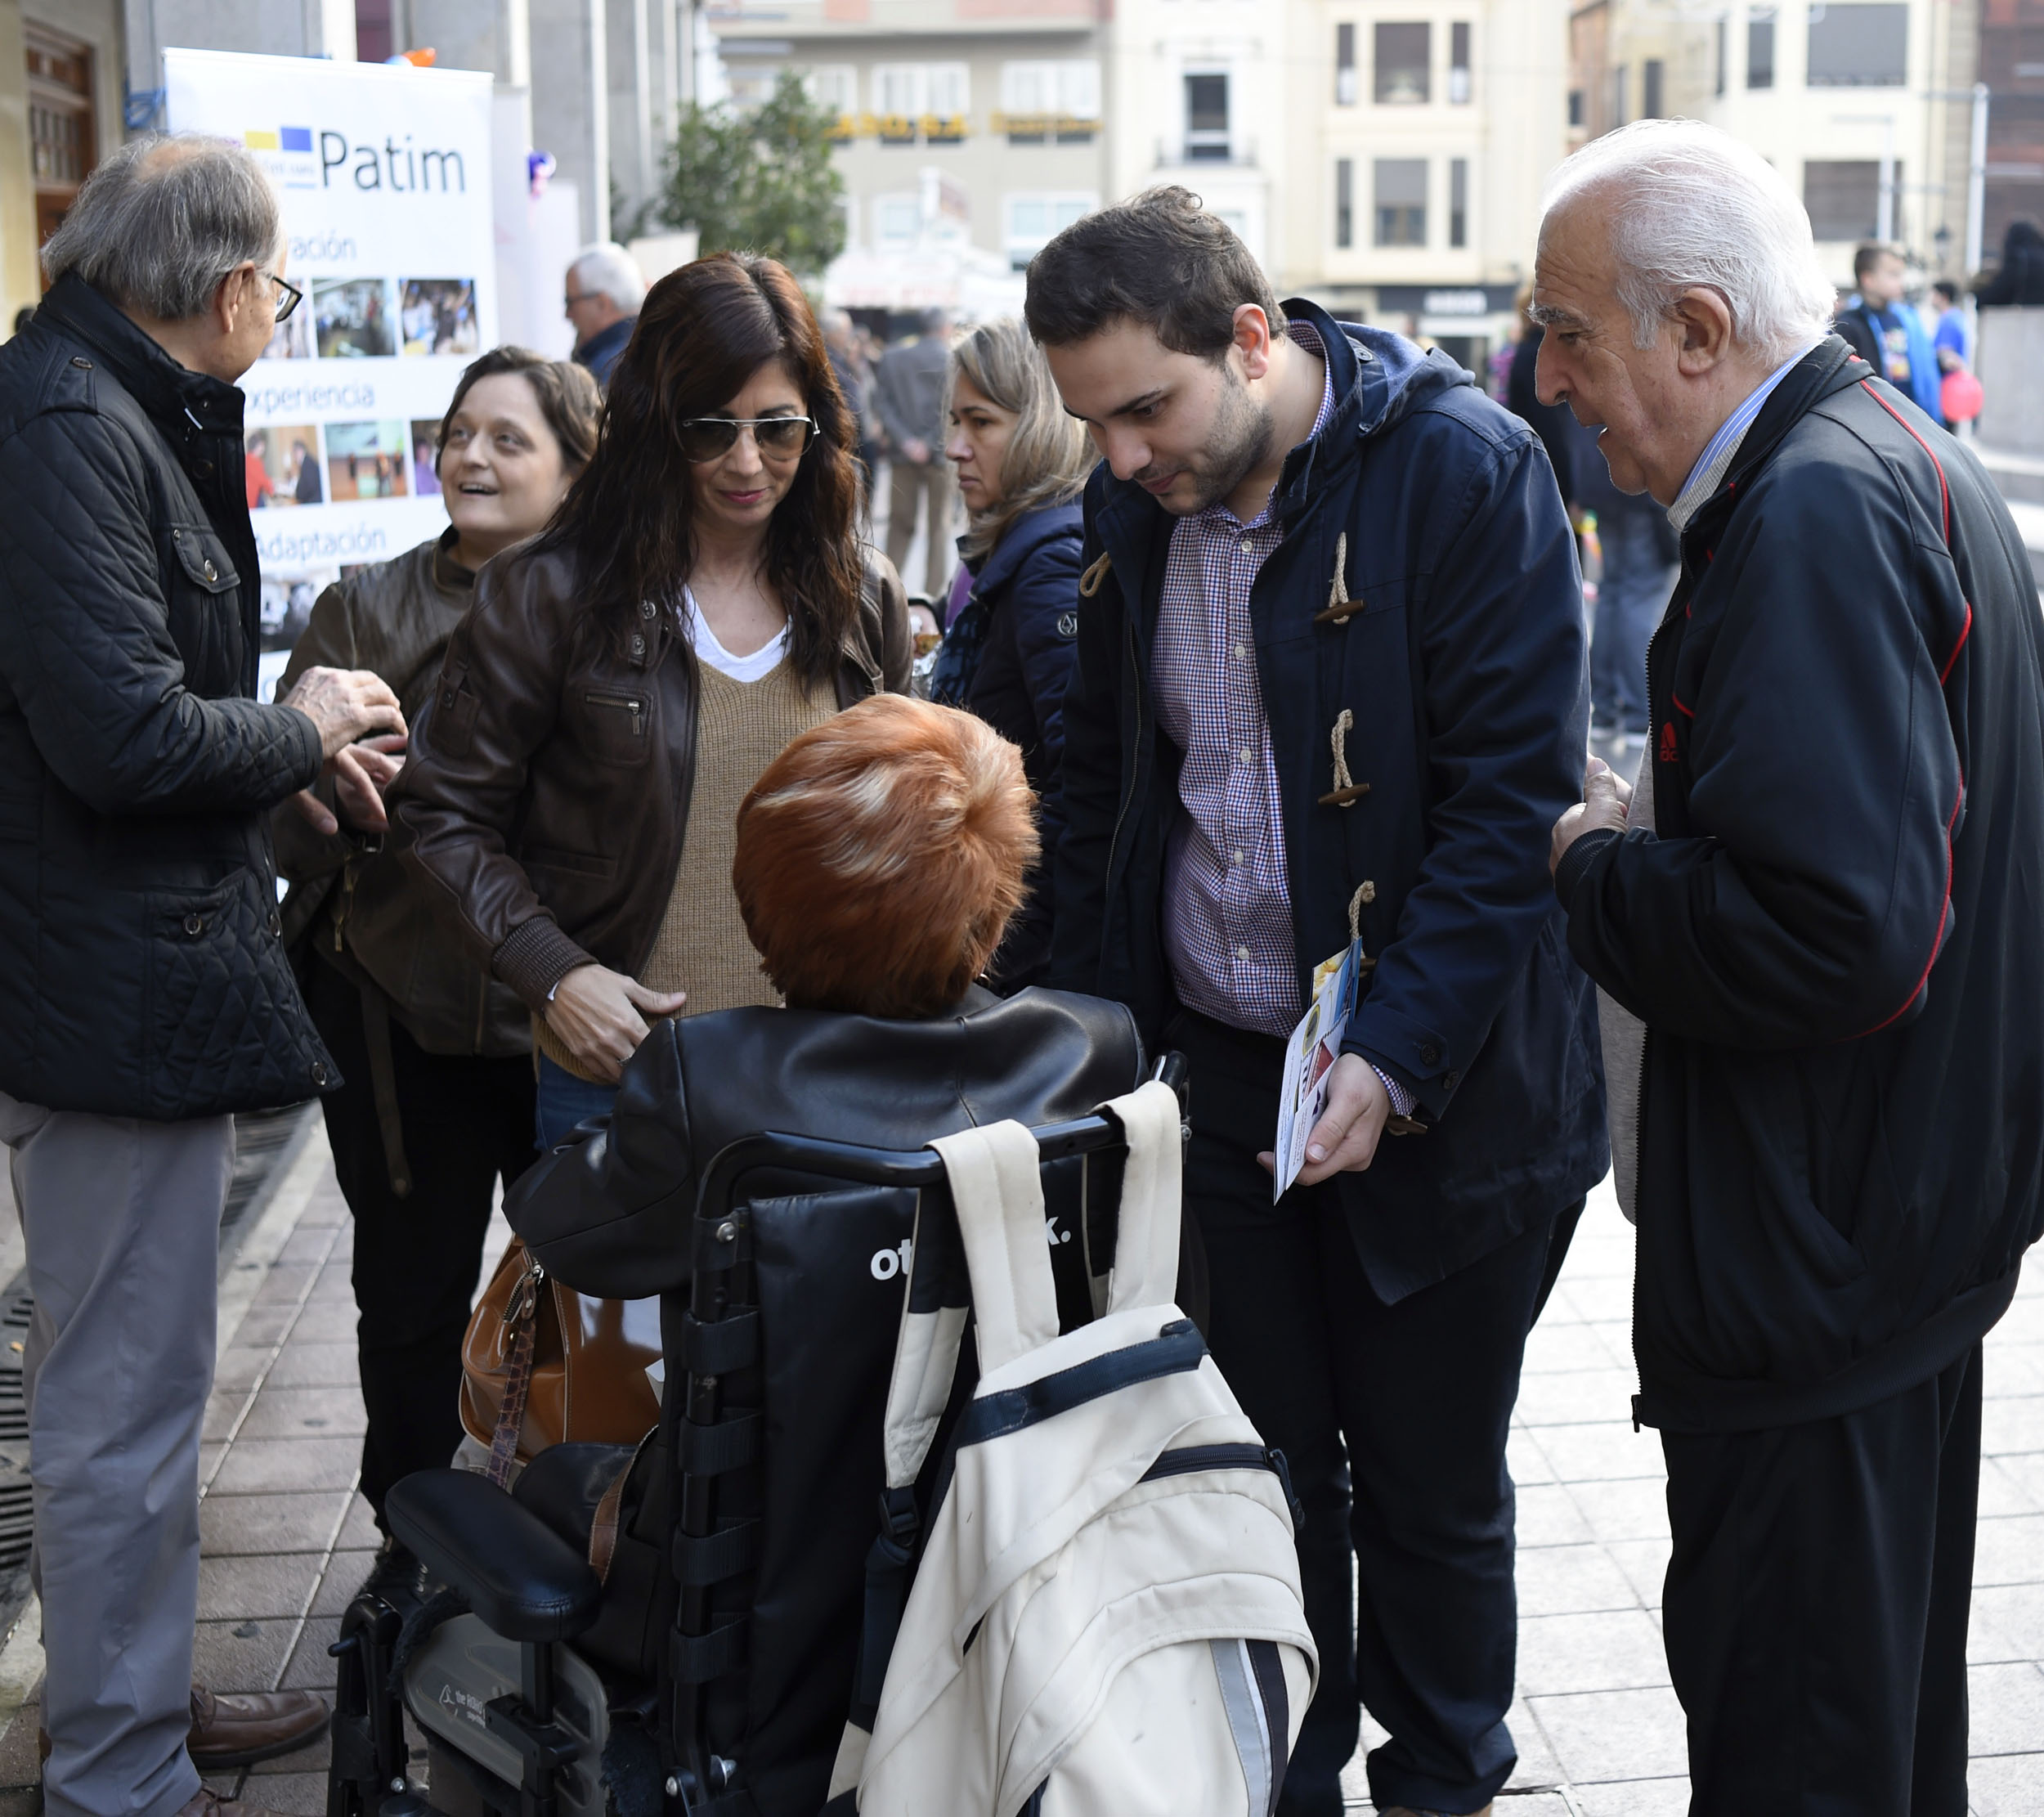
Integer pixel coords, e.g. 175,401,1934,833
459,1237,663,1483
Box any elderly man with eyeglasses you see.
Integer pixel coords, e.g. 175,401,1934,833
1540,120,2044,1815
0,136,406,1817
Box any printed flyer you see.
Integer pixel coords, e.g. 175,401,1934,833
163,48,498,698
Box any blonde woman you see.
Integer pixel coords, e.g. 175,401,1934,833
935,316,1096,987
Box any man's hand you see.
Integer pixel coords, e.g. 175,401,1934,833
1257,1053,1391,1187
1549,755,1631,875
281,666,406,761
289,733,406,837
544,964,688,1084
902,437,931,465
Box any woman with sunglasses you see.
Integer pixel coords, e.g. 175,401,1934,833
393,253,911,1146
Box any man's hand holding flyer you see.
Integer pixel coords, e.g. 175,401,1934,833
1272,942,1361,1200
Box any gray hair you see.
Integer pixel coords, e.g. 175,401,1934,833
568,242,647,313
43,134,281,321
1540,119,1836,364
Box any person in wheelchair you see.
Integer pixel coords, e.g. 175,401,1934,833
364,697,1181,1817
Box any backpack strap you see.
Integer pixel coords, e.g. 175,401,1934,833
934,1119,1059,1375
1100,1080,1185,1314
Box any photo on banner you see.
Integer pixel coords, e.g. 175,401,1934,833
164,47,497,698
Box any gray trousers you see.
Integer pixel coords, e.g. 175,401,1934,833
0,1092,233,1817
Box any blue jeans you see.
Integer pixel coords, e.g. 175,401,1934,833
1592,505,1677,735
534,1052,618,1150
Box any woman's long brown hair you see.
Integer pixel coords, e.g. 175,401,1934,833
536,252,863,686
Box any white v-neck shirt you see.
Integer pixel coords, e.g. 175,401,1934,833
685,587,788,684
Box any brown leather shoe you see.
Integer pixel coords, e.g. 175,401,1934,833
174,1787,295,1817
186,1685,328,1768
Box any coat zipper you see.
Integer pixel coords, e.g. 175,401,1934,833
585,689,647,737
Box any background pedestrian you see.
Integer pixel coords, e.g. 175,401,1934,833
563,240,645,386
874,307,956,596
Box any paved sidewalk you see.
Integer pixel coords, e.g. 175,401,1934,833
0,1126,2039,1813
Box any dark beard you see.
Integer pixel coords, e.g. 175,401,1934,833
1177,369,1275,516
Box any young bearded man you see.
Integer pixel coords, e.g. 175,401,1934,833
1026,187,1607,1817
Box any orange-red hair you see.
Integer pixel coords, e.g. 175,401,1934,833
733,696,1039,1017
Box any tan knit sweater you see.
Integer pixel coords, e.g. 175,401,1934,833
536,656,834,1080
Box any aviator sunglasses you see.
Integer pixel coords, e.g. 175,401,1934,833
677,415,817,463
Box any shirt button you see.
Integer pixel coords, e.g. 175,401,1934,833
1238,537,1252,553
1239,747,1253,765
1230,850,1244,865
1420,1043,1441,1066
1233,643,1248,661
1236,945,1252,962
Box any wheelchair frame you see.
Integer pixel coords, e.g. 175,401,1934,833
329,1055,1186,1817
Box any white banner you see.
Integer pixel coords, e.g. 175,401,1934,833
164,49,497,696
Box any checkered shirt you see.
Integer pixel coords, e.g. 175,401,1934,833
1153,323,1410,1115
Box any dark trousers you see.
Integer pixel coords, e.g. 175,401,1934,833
1590,505,1676,735
1172,1010,1567,1816
308,959,537,1525
1661,1344,1982,1817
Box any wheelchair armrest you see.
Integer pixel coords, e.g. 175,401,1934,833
385,1469,602,1643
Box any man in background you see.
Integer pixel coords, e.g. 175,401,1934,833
873,307,955,595
1835,240,1944,424
563,241,645,385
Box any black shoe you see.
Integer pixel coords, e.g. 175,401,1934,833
355,1537,433,1613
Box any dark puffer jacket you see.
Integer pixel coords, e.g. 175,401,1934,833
0,274,331,1119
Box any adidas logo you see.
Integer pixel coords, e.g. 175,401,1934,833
1658,721,1679,764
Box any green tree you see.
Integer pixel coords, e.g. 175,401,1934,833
655,72,847,278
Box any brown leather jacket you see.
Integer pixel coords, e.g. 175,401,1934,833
275,531,531,1057
391,539,912,1012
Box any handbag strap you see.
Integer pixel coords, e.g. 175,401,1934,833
485,1254,545,1487
1100,1081,1184,1314
588,1426,657,1579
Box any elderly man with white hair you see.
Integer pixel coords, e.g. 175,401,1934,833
563,240,646,384
1541,119,2044,1813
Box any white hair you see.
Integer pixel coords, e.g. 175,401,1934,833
568,241,647,313
1540,119,1835,363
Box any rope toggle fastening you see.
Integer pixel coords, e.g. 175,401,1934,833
1320,708,1371,808
1314,532,1366,626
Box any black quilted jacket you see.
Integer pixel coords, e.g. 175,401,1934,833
0,275,334,1119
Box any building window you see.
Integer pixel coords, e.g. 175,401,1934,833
1374,23,1431,105
354,0,392,65
1337,23,1356,105
1005,191,1096,271
1612,65,1628,128
871,63,970,143
1450,23,1471,105
1643,58,1664,119
26,20,95,267
1335,158,1354,248
804,63,858,128
1804,159,1897,240
1568,88,1585,128
1374,158,1427,246
1748,8,1776,90
999,61,1100,143
1450,157,1468,248
1186,73,1230,160
1808,3,1907,87
873,193,921,248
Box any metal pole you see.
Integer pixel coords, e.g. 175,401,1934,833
1967,79,1989,280
589,0,610,243
634,0,655,207
1878,116,1895,244
678,0,694,109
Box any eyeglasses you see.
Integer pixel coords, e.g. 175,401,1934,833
268,272,303,323
563,289,600,312
678,415,818,463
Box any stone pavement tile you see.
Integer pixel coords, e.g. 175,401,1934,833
280,1615,343,1692
1972,1514,2044,1586
297,1188,349,1230
1514,1608,1672,1696
204,1390,254,1445
1485,1796,1569,1816
191,1616,294,1694
200,1440,226,1483
1502,1695,1565,1788
1513,1369,1638,1429
251,1263,317,1310
1534,1420,1666,1484
240,1385,366,1440
1979,1457,2039,1517
1526,1685,1688,1783
288,1302,358,1345
227,1304,298,1349
278,1225,338,1267
235,1770,328,1814
1967,1661,2044,1756
311,1550,376,1617
198,1552,322,1622
1982,1395,2044,1456
1969,1751,2044,1817
264,1343,360,1389
1983,1343,2044,1398
216,1347,272,1395
1522,1322,1620,1376
1516,1483,1594,1547
312,1262,354,1303
1507,1428,1557,1486
199,1489,351,1557
212,1438,362,1496
1994,1451,2044,1510
1514,1544,1640,1617
1968,1582,2044,1664
1573,1777,1692,1816
1576,1474,1672,1546
338,1492,380,1552
1604,1537,1671,1611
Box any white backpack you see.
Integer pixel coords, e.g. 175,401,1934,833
827,1081,1318,1817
